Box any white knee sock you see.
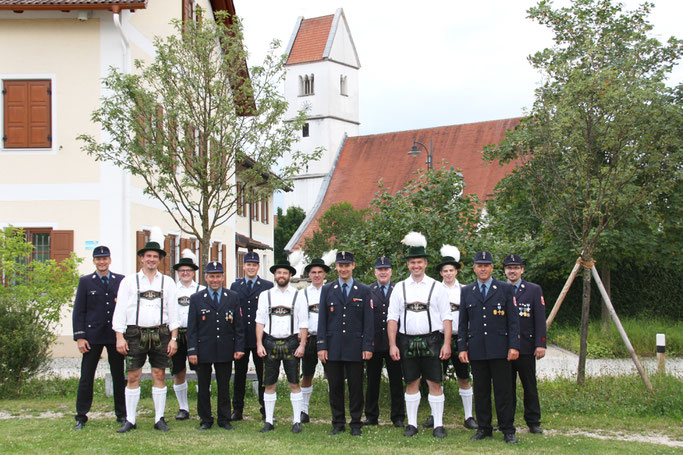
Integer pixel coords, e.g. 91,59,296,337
174,381,189,412
125,387,140,425
152,386,167,423
405,392,421,428
264,392,277,425
291,392,303,424
300,386,313,414
428,394,445,428
459,387,474,419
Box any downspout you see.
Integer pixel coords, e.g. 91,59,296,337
112,7,132,273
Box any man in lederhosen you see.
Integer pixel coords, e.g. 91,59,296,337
504,254,546,435
230,251,273,421
423,245,478,430
299,257,330,423
255,260,308,434
187,261,245,431
171,249,205,421
72,245,126,429
458,251,520,444
112,228,179,433
387,232,452,439
318,251,374,437
363,256,405,428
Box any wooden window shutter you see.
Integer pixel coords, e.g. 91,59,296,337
50,230,73,263
211,242,219,262
179,237,189,253
161,235,171,275
3,80,51,149
136,230,146,271
182,0,193,24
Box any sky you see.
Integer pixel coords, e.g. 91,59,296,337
233,0,683,136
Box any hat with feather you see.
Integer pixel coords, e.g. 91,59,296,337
436,244,462,272
402,232,428,259
137,226,167,258
173,248,199,271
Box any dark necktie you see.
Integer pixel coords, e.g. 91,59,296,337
481,284,487,299
247,280,253,292
102,276,108,287
213,291,219,307
381,285,386,297
342,283,348,298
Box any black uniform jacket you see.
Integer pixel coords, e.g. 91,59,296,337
187,288,245,364
457,278,520,361
230,277,273,349
515,280,547,355
73,271,124,345
317,280,374,362
369,281,395,352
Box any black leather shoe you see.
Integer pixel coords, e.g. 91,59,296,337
351,427,362,436
464,417,478,429
422,415,434,428
260,422,274,433
504,433,518,444
362,419,378,426
199,422,211,431
300,412,310,423
392,419,405,428
175,409,190,421
73,421,85,430
470,429,493,440
116,420,136,433
329,426,345,435
230,411,243,421
219,422,234,431
291,423,302,434
154,417,170,431
528,424,543,434
433,426,447,438
493,425,500,431
404,424,418,437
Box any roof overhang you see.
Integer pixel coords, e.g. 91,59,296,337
0,1,147,12
235,233,271,250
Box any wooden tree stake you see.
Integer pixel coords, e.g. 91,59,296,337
546,258,581,330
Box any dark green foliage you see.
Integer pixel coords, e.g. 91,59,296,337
274,206,306,263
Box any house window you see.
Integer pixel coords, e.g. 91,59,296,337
236,251,245,278
340,75,348,96
261,198,269,224
251,190,259,222
302,123,309,137
300,74,314,96
2,80,52,149
23,227,73,264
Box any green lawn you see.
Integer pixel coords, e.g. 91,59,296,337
0,374,681,454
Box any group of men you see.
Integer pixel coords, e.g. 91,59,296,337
72,230,547,444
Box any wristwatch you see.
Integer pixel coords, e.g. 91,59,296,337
171,337,177,341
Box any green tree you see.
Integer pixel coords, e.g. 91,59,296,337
304,202,369,262
0,227,81,391
274,206,306,263
79,10,320,268
483,0,683,385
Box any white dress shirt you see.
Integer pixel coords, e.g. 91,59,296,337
387,274,451,335
442,279,462,334
112,270,179,332
304,284,323,335
176,280,206,328
255,285,308,338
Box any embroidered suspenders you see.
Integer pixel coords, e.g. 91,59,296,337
135,274,165,326
402,281,436,334
267,289,300,336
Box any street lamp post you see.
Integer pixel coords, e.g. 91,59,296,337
408,138,434,170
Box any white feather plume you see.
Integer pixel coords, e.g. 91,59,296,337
401,232,427,248
440,245,460,262
288,249,305,267
322,249,337,266
181,248,196,262
149,226,165,246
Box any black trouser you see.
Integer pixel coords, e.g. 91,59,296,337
470,358,515,435
197,361,232,426
364,351,405,423
326,360,364,429
232,348,264,417
511,354,541,426
75,343,126,423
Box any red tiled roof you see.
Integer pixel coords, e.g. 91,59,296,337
287,14,334,65
293,118,522,249
0,0,146,9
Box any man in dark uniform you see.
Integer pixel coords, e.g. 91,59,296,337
187,261,245,431
503,254,546,434
72,245,125,429
317,251,374,436
363,256,405,428
230,251,273,421
458,251,520,444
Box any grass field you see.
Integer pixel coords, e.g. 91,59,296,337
0,373,681,454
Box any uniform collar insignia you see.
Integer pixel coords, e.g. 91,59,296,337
334,284,338,289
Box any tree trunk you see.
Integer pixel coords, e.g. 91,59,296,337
600,265,611,334
577,262,592,386
200,234,210,286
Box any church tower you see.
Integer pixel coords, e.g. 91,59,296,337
281,8,360,214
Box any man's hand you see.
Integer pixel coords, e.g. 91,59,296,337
507,348,519,361
116,336,128,356
440,343,452,361
189,355,198,365
362,351,373,361
534,347,546,360
77,338,90,354
295,343,306,358
167,339,178,356
389,345,400,362
257,344,267,358
318,349,328,363
234,351,245,360
458,351,469,364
